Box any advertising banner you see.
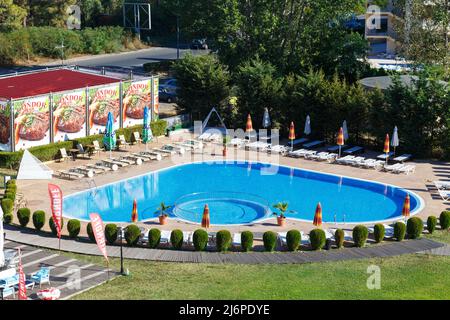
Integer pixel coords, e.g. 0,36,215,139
48,183,63,239
122,79,152,128
0,100,11,151
152,77,159,119
18,248,27,300
13,95,50,151
52,89,87,143
89,213,109,262
88,84,120,135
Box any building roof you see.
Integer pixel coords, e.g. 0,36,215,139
0,69,120,100
359,75,448,90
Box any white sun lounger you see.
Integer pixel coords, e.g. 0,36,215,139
383,163,404,172
134,152,162,161
246,141,271,151
360,159,384,169
336,155,355,164
300,231,310,245
165,144,186,154
393,154,412,163
77,165,104,175
102,159,129,167
123,154,148,163
434,181,450,190
278,232,312,247
57,170,84,180
438,189,450,201
394,164,415,175
229,138,245,147
86,163,112,172
377,152,395,160
198,132,212,141
110,157,134,165
287,149,308,158
328,229,353,242
160,230,172,245
268,145,289,154
152,147,177,155
232,233,241,247
70,167,94,178
348,156,366,166
182,231,193,245
368,224,394,239
208,133,222,142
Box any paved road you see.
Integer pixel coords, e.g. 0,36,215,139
0,47,207,76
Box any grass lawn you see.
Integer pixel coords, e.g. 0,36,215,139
67,230,450,300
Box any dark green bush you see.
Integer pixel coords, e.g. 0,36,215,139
352,225,369,247
6,179,16,186
3,213,13,224
150,119,168,136
170,229,184,249
148,228,161,249
143,60,174,73
241,231,253,252
86,223,96,242
32,210,46,231
334,229,345,248
427,216,437,234
67,219,81,238
394,222,406,241
17,208,31,227
105,224,118,245
374,224,385,243
193,229,209,251
406,217,423,239
49,217,64,236
124,224,141,246
310,229,326,250
440,211,450,230
263,231,277,252
216,230,232,252
286,230,301,251
1,199,13,216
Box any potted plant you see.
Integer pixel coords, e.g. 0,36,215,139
157,202,171,225
222,136,230,156
272,202,292,226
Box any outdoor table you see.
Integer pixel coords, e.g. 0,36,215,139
69,149,79,161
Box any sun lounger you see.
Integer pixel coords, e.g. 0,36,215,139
377,152,395,160
336,155,355,164
300,231,310,246
70,167,94,178
102,159,129,168
173,142,195,150
287,138,309,148
86,164,111,172
277,232,287,247
132,132,142,144
328,229,353,242
434,181,450,190
76,144,91,158
232,233,241,247
368,224,394,239
96,161,119,171
59,148,71,162
118,135,131,148
287,149,314,158
360,159,384,169
393,164,415,175
198,132,212,141
229,138,246,147
142,150,168,158
306,152,336,161
208,133,222,142
134,152,162,161
383,163,405,172
303,140,324,149
152,147,177,155
182,231,193,246
165,144,186,154
348,156,366,166
327,145,348,153
76,166,103,175
268,145,289,154
110,157,134,165
57,170,84,180
121,155,145,164
160,230,172,245
343,146,364,155
184,139,204,148
246,141,271,151
92,140,102,155
438,189,450,201
393,154,412,163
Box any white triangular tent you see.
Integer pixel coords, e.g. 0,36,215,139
201,107,228,134
17,150,54,180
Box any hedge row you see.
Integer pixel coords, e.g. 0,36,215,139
0,120,167,169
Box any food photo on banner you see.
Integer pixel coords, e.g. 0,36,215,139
13,95,51,150
122,79,152,128
52,90,87,142
152,77,159,119
88,84,120,135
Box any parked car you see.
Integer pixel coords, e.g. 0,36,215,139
190,38,208,50
159,88,178,103
159,78,178,92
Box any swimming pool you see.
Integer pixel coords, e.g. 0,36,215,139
63,161,424,225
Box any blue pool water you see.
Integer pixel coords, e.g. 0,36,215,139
63,161,424,224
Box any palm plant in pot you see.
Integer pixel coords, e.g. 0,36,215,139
273,202,292,226
157,202,171,225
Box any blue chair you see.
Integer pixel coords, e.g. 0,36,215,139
1,286,15,299
30,267,50,288
0,274,19,288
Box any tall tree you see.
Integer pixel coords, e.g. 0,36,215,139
0,0,27,30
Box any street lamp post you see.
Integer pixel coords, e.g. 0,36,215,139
176,15,180,60
119,227,125,275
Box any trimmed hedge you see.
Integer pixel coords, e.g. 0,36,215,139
143,60,174,73
17,208,31,227
148,228,161,249
3,213,13,224
193,229,208,251
440,211,450,230
49,217,64,236
374,224,385,243
1,198,13,216
427,216,437,234
334,229,345,248
124,224,141,246
310,229,326,250
286,230,301,251
105,224,118,245
32,210,46,231
67,219,81,238
216,230,232,252
86,223,96,242
406,217,423,239
263,231,277,252
353,225,369,247
394,221,406,241
241,231,253,252
170,229,184,249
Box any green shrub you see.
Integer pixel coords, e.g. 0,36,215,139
193,229,209,251
334,229,345,248
86,223,96,242
286,230,301,251
17,208,31,227
1,198,13,215
3,213,13,224
124,224,141,246
67,219,81,238
170,229,184,249
394,221,406,241
427,216,437,234
216,230,232,252
4,192,15,201
32,210,46,231
440,211,450,230
6,179,16,186
352,225,369,247
263,231,277,252
374,224,385,243
150,119,168,136
241,231,253,252
0,151,23,169
406,217,423,239
148,228,161,249
143,61,174,73
49,217,64,236
105,224,118,245
310,229,326,250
